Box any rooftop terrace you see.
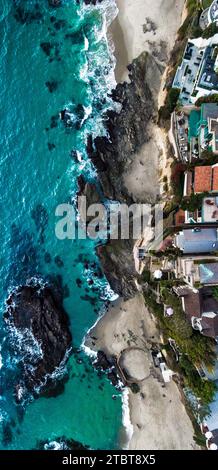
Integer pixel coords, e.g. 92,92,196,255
210,0,218,22
173,36,218,104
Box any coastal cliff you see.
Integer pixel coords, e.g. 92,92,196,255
87,52,162,204
82,51,163,298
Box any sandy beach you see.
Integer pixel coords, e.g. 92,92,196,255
86,0,199,450
86,295,198,450
110,0,185,83
108,0,186,202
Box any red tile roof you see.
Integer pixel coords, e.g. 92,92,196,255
194,166,212,193
212,166,218,191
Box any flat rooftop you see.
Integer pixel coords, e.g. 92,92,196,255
202,197,218,222
199,262,218,284
173,42,202,104
198,46,218,91
176,228,218,253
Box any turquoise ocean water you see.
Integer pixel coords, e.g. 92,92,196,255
0,0,122,450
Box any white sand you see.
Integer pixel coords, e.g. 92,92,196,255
86,295,198,450
108,0,186,201
111,0,185,82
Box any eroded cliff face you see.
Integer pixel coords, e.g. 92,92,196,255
79,52,163,298
87,52,163,204
97,239,139,299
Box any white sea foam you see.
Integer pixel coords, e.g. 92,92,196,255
80,105,92,127
79,0,119,142
100,283,119,302
84,36,89,52
79,6,133,448
44,441,63,450
81,312,103,359
6,324,43,366
81,342,97,359
121,388,134,450
34,347,72,396
0,345,3,370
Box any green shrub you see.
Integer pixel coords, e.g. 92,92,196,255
142,270,150,282
200,149,218,164
158,88,180,125
195,94,218,107
212,286,218,300
179,355,217,405
202,0,213,8
144,291,216,369
180,193,207,212
202,22,218,39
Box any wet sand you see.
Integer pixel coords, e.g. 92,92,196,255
86,295,198,450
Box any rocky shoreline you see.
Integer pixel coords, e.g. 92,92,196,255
82,0,199,451
4,283,72,402
79,50,164,298
86,53,160,204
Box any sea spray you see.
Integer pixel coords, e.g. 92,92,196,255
121,388,134,450
0,0,122,449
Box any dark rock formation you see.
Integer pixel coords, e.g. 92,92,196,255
97,239,138,298
48,0,62,7
94,351,121,388
77,176,102,228
4,284,72,400
87,53,158,203
45,80,59,93
83,0,104,5
81,53,163,298
13,4,44,25
59,104,86,130
77,176,101,205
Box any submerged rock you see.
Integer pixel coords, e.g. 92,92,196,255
13,4,44,25
48,142,56,151
31,203,49,244
83,0,104,5
45,80,59,93
36,436,89,450
54,255,64,268
48,0,62,7
1,421,13,447
4,283,72,399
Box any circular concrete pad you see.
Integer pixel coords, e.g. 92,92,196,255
119,348,150,382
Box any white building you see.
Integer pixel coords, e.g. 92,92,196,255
172,35,218,105
207,1,218,26
200,1,218,30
